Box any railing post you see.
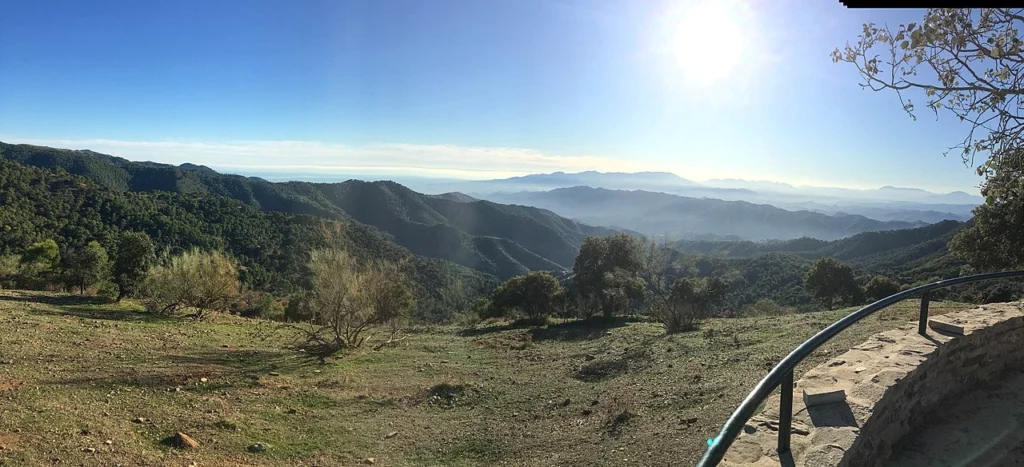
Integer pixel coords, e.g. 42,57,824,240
778,370,793,454
918,290,930,336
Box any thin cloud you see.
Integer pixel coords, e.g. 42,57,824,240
2,137,653,180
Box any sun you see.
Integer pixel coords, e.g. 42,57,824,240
665,0,753,88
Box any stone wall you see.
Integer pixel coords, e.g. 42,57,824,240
720,301,1024,467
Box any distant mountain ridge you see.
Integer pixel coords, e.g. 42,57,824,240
0,142,615,280
480,186,929,241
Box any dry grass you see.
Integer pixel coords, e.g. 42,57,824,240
0,290,976,466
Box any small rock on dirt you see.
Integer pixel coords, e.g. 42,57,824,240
82,447,96,453
132,417,146,424
104,440,112,445
582,409,593,416
247,442,268,453
173,432,200,449
363,458,377,465
384,431,398,439
584,354,596,361
561,398,571,407
200,377,208,383
268,372,280,376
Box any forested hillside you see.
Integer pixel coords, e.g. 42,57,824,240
671,220,1019,311
0,158,496,322
0,142,614,279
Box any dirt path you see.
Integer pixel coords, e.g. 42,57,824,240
887,370,1024,467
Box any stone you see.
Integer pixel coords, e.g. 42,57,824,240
200,377,208,383
247,442,268,453
268,372,281,376
363,458,377,464
585,355,595,361
82,447,96,453
802,387,846,407
132,417,146,424
929,319,965,335
104,440,112,445
173,432,199,449
384,431,398,439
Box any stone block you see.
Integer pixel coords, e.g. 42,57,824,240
929,318,964,335
802,387,846,407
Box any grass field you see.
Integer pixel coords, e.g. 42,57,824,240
0,290,976,466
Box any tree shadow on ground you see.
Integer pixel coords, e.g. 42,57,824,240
573,340,657,382
457,323,532,337
0,292,172,323
528,316,634,342
37,348,321,392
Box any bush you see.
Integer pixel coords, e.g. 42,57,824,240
489,271,562,323
299,248,415,352
864,275,902,302
0,254,19,289
142,249,241,318
96,281,120,303
233,290,285,320
744,298,796,316
650,276,727,334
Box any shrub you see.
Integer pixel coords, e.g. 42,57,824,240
489,271,563,323
142,249,241,318
233,290,286,320
0,254,19,289
650,276,728,334
112,232,156,300
744,298,797,316
298,248,415,352
864,275,901,302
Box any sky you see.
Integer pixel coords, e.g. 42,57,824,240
0,1,985,193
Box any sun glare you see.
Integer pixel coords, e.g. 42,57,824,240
665,0,754,88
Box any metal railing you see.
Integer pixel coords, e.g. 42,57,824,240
696,270,1024,467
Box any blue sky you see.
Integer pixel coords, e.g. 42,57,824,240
0,1,983,192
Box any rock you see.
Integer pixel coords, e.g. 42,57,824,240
104,440,112,445
132,417,146,424
384,431,398,439
582,409,593,416
173,432,200,449
313,370,322,374
200,378,208,383
268,372,280,376
221,344,230,348
590,400,599,406
584,354,596,361
285,408,298,414
561,398,571,407
247,442,268,453
82,447,96,453
363,458,377,464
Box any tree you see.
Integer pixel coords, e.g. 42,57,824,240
833,9,1024,169
300,248,415,352
572,234,644,317
142,249,241,318
490,271,563,324
654,276,728,334
22,239,60,269
864,275,902,302
804,258,861,310
112,232,156,300
834,10,1024,269
64,241,109,294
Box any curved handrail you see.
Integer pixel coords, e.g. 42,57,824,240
696,270,1024,467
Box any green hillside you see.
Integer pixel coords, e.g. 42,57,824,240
0,142,612,279
0,157,495,322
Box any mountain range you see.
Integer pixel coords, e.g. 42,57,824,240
418,171,981,224
479,186,929,241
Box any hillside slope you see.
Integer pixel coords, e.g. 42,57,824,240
0,142,614,279
480,186,927,241
0,158,496,321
